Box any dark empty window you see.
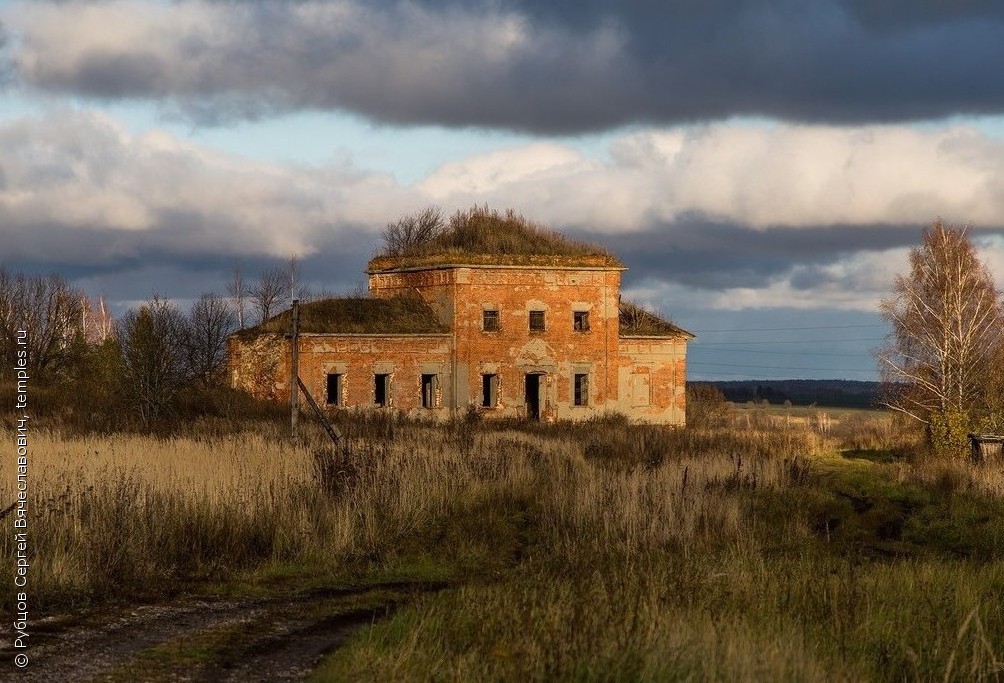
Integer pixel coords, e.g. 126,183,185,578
421,374,438,408
573,311,590,332
529,310,546,331
573,373,589,406
326,373,343,406
481,374,499,408
375,373,390,407
483,310,500,332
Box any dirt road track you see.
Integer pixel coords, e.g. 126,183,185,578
1,582,443,682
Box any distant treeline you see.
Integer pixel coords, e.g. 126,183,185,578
692,380,881,409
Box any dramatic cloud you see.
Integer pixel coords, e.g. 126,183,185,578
3,110,1004,311
0,109,416,269
4,0,1004,131
422,124,1004,232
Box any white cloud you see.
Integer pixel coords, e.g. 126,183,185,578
3,108,1004,313
421,123,1004,232
623,248,907,313
0,109,417,264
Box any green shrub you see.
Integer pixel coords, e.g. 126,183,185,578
928,409,971,459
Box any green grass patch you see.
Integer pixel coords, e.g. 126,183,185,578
314,555,1004,682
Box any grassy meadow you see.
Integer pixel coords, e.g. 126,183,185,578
4,407,1004,681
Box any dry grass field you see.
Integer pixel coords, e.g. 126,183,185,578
4,411,1004,681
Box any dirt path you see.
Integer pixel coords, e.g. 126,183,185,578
0,582,445,682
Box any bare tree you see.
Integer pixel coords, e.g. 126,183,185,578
0,268,85,380
381,206,444,256
227,264,248,330
184,292,237,386
288,254,314,302
249,266,286,325
118,296,188,427
81,294,114,344
288,254,299,303
878,221,1003,451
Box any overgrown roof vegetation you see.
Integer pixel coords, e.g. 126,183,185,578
237,296,449,336
619,301,693,338
372,206,621,267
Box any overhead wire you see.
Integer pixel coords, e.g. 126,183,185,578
692,323,886,333
685,324,885,378
689,361,875,372
693,337,884,346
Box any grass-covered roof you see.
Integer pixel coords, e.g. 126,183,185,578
370,206,622,271
619,301,693,338
236,296,449,336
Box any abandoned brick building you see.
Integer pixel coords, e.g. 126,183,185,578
228,214,693,424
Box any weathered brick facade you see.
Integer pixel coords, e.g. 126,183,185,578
229,253,692,424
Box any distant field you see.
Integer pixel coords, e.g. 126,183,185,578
730,401,888,419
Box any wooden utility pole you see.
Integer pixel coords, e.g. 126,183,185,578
290,298,300,440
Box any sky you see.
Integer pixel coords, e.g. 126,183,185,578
2,1,1004,381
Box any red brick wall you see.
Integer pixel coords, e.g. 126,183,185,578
372,264,623,419
616,337,688,425
232,262,688,424
230,333,453,417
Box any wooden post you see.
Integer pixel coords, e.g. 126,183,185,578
290,298,300,440
297,377,342,445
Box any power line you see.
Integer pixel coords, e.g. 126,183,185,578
694,348,870,358
689,361,875,373
693,323,886,333
688,369,876,378
694,337,885,346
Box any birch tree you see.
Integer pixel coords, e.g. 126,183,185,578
878,221,1002,453
227,264,248,330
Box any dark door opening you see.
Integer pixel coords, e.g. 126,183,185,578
481,374,499,408
375,373,390,407
525,373,541,420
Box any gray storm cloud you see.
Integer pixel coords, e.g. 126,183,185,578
3,110,1004,310
4,0,1004,132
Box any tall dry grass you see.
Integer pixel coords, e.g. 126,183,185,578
4,415,1004,680
1,422,820,609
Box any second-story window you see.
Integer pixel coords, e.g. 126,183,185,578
573,311,590,332
529,310,546,331
483,309,500,332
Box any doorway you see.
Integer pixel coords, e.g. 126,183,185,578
525,373,542,420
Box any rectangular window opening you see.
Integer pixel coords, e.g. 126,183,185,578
483,310,500,332
573,311,590,332
574,373,589,406
421,374,438,409
529,310,546,331
481,373,499,408
375,373,390,407
326,372,343,406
